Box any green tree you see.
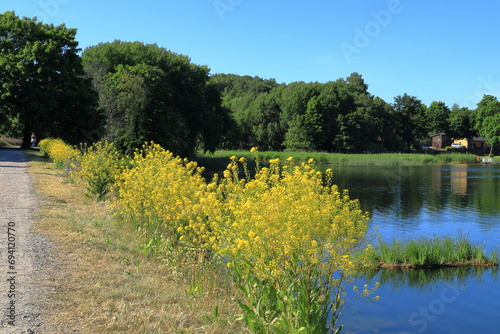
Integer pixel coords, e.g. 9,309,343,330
474,95,500,154
209,74,279,148
426,101,450,134
243,89,284,150
82,41,229,156
393,94,427,152
211,72,404,153
282,114,315,151
0,11,102,147
448,106,477,141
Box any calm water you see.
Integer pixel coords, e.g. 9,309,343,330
323,164,500,334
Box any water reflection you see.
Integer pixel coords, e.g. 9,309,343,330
323,164,500,244
356,266,499,292
328,164,500,333
341,267,500,334
326,164,500,217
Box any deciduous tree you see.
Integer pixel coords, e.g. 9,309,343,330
82,41,229,156
393,94,427,152
426,101,450,135
0,11,101,147
474,95,500,154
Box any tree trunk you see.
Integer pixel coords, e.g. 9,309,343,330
21,124,31,149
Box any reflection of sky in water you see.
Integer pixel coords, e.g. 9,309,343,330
328,164,500,333
368,206,500,252
340,268,500,334
327,164,500,251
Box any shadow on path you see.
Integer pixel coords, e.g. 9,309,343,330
0,148,28,164
0,149,43,164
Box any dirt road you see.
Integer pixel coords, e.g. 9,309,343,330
0,149,54,333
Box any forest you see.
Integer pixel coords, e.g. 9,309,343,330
1,11,499,155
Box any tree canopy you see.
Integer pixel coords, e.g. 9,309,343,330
393,94,427,152
1,11,497,154
0,11,102,147
211,73,406,153
82,40,230,156
426,101,450,135
475,95,500,154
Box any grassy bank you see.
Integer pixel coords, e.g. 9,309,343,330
0,136,22,148
195,150,480,168
358,235,499,269
27,150,246,333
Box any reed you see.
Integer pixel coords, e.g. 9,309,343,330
359,234,499,268
196,151,479,167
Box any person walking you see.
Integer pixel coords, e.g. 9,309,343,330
31,133,36,148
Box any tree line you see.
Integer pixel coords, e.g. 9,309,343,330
1,11,499,155
210,73,499,154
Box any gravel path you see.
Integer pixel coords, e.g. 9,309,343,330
0,149,56,334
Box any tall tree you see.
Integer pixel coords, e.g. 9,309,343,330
426,101,450,134
448,107,477,141
0,11,101,147
393,94,427,152
82,41,229,156
474,95,500,154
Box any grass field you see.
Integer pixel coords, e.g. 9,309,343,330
27,150,247,333
195,150,483,169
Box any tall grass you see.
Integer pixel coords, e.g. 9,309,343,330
359,234,499,268
196,151,479,167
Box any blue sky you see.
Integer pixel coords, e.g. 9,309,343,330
3,0,500,109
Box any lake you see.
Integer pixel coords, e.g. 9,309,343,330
324,164,500,334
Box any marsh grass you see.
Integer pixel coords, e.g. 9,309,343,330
359,234,499,269
27,150,247,333
196,150,478,168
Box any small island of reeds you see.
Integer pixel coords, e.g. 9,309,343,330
358,234,499,269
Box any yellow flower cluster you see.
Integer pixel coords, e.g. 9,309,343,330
114,143,220,255
38,138,79,169
214,157,369,281
43,140,375,332
72,141,125,200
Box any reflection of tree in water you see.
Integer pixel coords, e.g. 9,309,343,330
328,165,500,227
331,165,430,219
356,266,499,292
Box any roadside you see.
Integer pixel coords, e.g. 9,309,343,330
6,149,244,333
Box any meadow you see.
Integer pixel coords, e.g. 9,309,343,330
0,135,22,148
28,147,246,333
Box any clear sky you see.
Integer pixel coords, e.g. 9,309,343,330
3,0,500,109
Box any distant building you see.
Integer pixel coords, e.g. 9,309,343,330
453,137,491,150
431,133,453,149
